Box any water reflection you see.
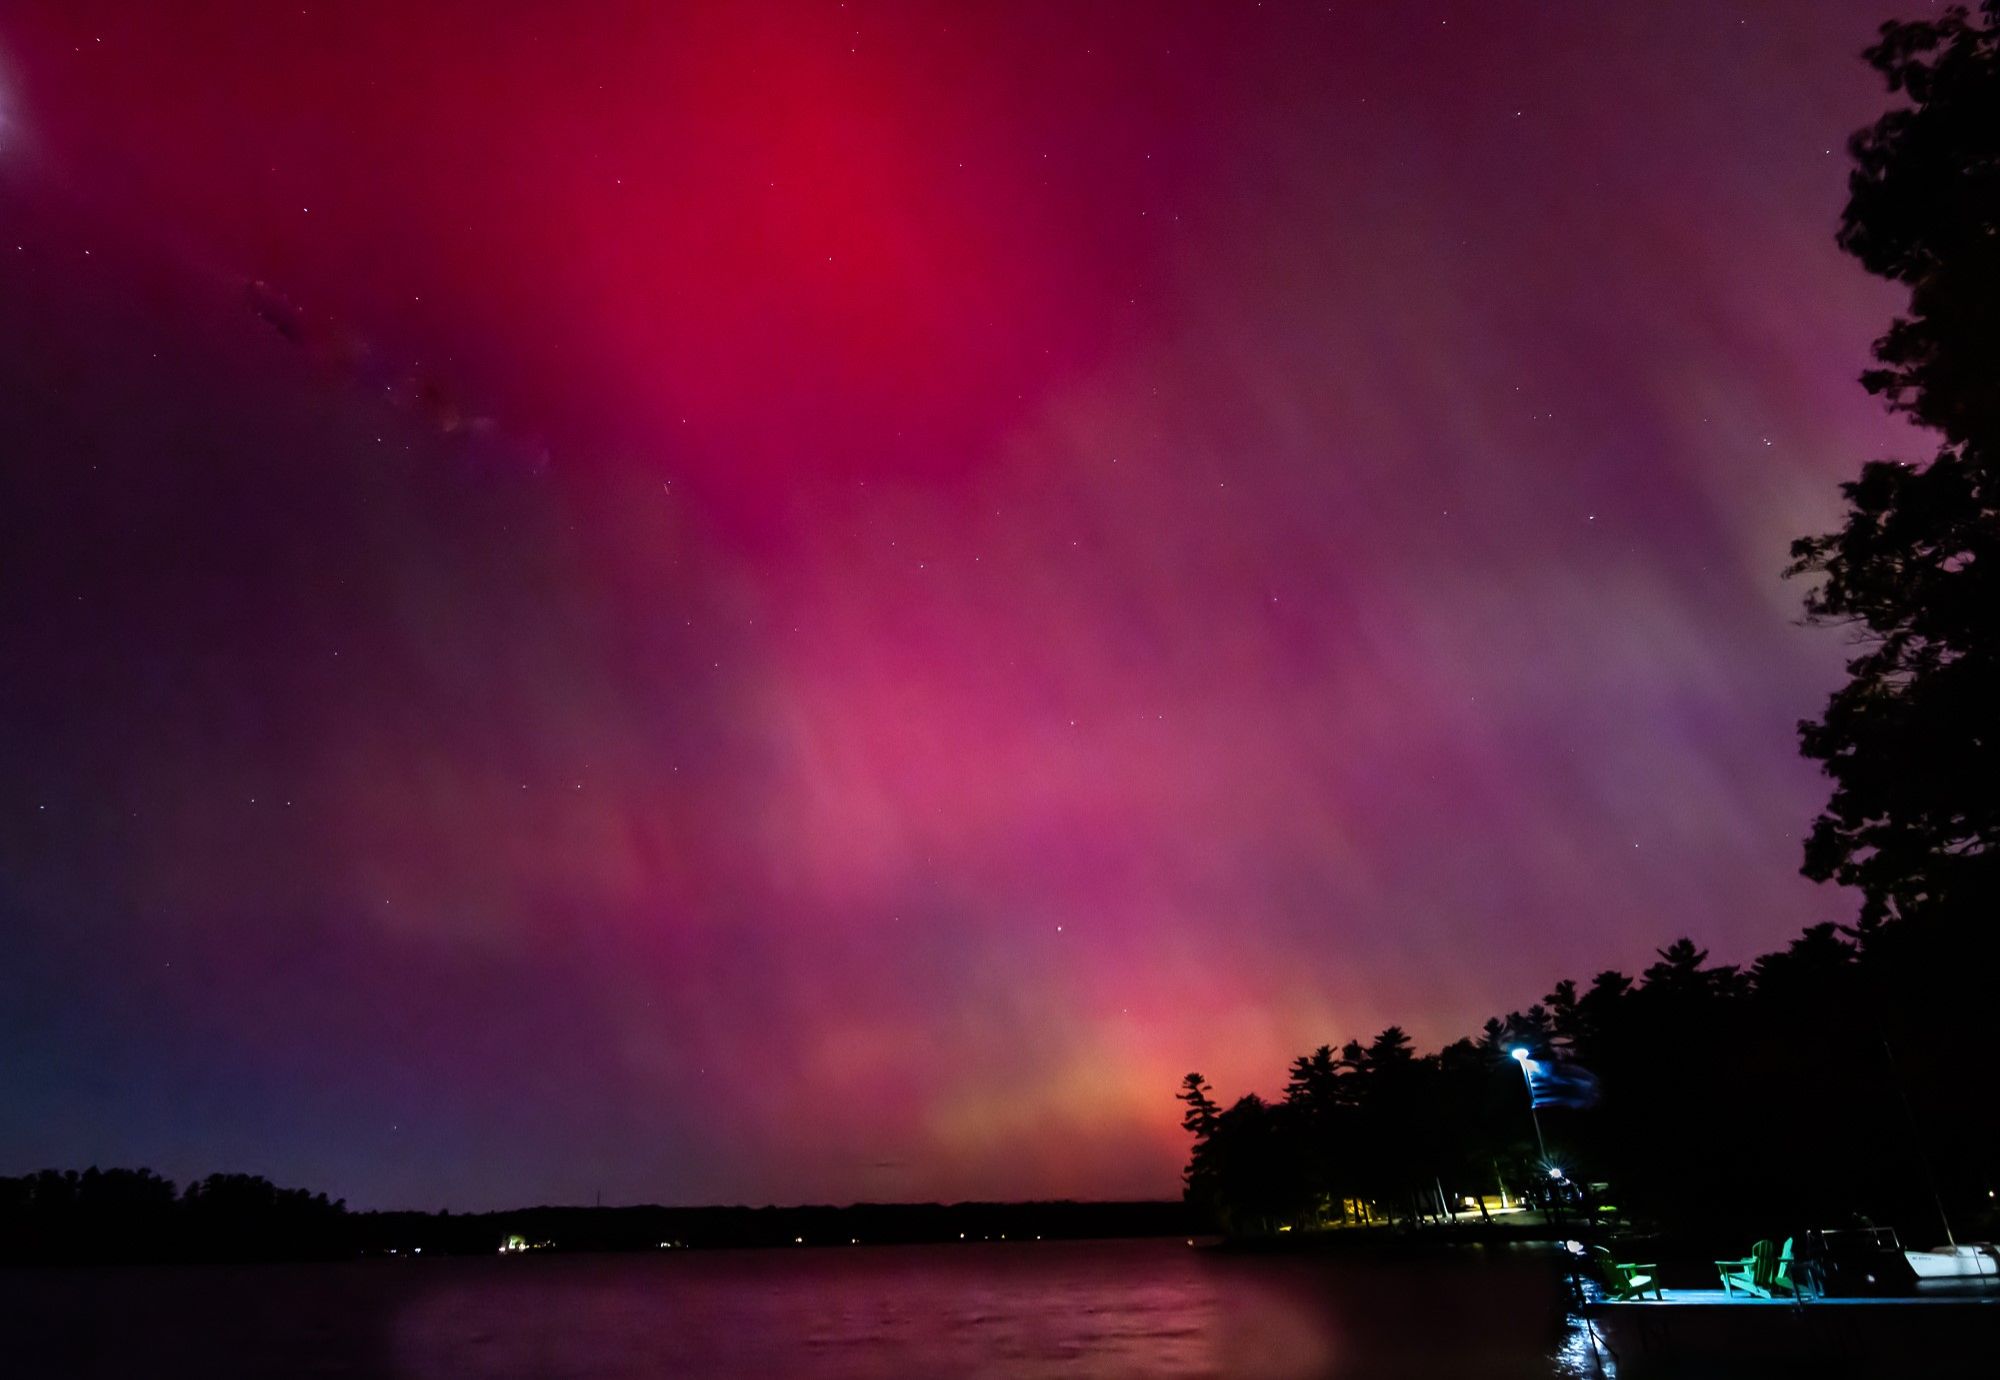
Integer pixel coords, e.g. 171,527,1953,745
1555,1312,1617,1379
9,1238,1595,1378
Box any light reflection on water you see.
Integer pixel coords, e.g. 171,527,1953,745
1556,1312,1618,1380
8,1237,1602,1379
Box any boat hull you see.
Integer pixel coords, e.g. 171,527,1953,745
1907,1245,2000,1280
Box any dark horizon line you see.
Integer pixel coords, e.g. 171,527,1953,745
4,1166,1183,1218
1,1170,1196,1263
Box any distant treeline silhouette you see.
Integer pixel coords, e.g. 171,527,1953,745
1178,915,2000,1242
0,1170,351,1263
0,1171,1189,1264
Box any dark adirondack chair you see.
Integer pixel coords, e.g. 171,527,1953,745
1716,1238,1796,1298
1591,1245,1662,1300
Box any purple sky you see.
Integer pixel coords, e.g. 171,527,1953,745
0,1,1917,1208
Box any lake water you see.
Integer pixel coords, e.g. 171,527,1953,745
3,1237,1609,1378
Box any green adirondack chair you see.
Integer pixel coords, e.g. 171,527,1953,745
1590,1245,1662,1299
1716,1238,1795,1298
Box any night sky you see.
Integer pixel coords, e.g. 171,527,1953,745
1,2,1918,1209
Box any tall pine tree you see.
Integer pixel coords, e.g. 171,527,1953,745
1788,2,2000,925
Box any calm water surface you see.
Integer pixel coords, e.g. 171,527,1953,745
4,1237,1608,1379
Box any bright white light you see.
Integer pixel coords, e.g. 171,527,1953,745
1510,1047,1531,1062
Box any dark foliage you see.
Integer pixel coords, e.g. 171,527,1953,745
0,1169,348,1264
1788,2,2000,926
1181,918,2000,1243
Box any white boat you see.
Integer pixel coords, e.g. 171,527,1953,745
1907,1242,2000,1280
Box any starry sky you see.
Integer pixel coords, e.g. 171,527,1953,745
0,1,1919,1209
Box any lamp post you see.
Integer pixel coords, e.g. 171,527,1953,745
1509,1047,1549,1167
